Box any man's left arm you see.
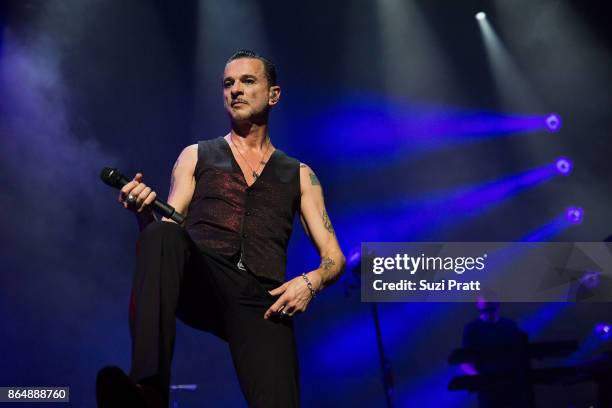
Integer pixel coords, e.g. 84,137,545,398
264,163,345,319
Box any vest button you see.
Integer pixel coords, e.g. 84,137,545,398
245,211,251,216
242,233,247,238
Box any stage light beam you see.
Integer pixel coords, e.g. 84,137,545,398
373,0,459,101
476,11,544,112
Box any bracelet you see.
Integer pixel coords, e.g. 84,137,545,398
301,273,317,299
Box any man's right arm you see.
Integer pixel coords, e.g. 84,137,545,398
162,144,198,223
119,144,198,231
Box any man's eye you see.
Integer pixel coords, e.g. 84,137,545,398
244,79,255,84
223,81,232,88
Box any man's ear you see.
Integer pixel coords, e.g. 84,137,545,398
268,85,281,106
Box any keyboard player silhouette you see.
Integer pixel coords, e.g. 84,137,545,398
460,295,535,408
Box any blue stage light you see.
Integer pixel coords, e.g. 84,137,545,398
555,157,572,175
565,207,584,224
579,271,601,289
545,113,562,132
594,323,612,340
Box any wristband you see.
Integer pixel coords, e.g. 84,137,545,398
301,273,317,299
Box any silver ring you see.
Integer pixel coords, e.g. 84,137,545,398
126,194,137,204
280,310,289,318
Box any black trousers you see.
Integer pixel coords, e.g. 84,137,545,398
128,221,299,407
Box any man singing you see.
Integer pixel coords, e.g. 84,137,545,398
96,50,345,408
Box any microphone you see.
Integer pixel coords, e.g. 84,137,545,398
100,167,185,224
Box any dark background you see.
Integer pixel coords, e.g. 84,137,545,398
1,0,611,406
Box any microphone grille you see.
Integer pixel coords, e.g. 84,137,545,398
100,167,122,188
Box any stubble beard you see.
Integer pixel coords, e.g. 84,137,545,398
228,104,268,125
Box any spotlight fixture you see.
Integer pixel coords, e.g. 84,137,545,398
555,157,573,175
594,323,612,340
579,271,601,289
545,113,562,132
565,207,584,224
475,12,486,20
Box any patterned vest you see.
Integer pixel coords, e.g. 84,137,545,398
184,136,301,283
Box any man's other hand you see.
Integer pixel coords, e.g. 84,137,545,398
264,272,322,319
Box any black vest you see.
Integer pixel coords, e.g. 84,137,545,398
184,137,301,283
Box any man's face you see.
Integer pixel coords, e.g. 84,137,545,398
222,58,280,122
476,297,500,322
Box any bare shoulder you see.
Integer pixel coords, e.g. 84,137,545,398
299,162,313,179
173,144,198,173
299,162,322,191
179,144,198,162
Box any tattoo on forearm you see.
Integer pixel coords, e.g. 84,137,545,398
309,173,321,186
322,210,335,235
320,257,336,270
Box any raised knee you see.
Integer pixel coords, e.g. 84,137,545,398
139,220,184,241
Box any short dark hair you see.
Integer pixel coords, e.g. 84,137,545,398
226,50,277,86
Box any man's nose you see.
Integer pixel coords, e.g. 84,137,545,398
231,83,243,96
